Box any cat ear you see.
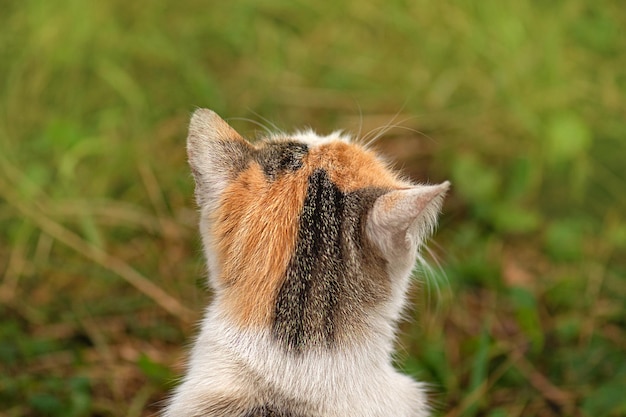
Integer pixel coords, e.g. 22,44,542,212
187,109,253,207
367,182,450,258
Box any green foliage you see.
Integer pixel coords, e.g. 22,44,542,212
545,112,592,164
137,353,175,388
1,0,625,416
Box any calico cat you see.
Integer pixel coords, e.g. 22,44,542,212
163,109,449,417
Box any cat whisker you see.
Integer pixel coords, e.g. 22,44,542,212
248,110,284,134
354,101,364,147
415,242,450,316
359,105,409,147
361,115,423,148
385,124,437,144
229,117,275,138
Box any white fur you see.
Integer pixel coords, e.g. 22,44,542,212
164,278,429,416
290,129,352,146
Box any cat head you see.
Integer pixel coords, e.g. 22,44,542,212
188,109,448,349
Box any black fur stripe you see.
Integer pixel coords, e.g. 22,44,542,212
243,405,306,417
200,401,308,417
255,141,308,180
273,169,389,352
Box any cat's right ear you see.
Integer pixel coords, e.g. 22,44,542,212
187,109,253,207
366,182,449,259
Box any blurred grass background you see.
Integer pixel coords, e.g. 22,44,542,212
1,0,625,416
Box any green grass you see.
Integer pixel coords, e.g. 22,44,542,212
1,1,625,416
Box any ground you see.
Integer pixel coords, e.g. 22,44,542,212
0,1,625,416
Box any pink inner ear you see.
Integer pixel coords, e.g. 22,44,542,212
410,181,451,214
368,182,449,255
380,182,449,223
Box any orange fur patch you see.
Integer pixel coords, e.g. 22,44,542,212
215,162,309,327
308,142,403,192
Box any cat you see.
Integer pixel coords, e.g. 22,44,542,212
163,109,449,417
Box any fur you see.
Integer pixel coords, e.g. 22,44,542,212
163,109,449,417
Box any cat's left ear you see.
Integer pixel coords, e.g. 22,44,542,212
187,109,253,207
366,182,450,257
